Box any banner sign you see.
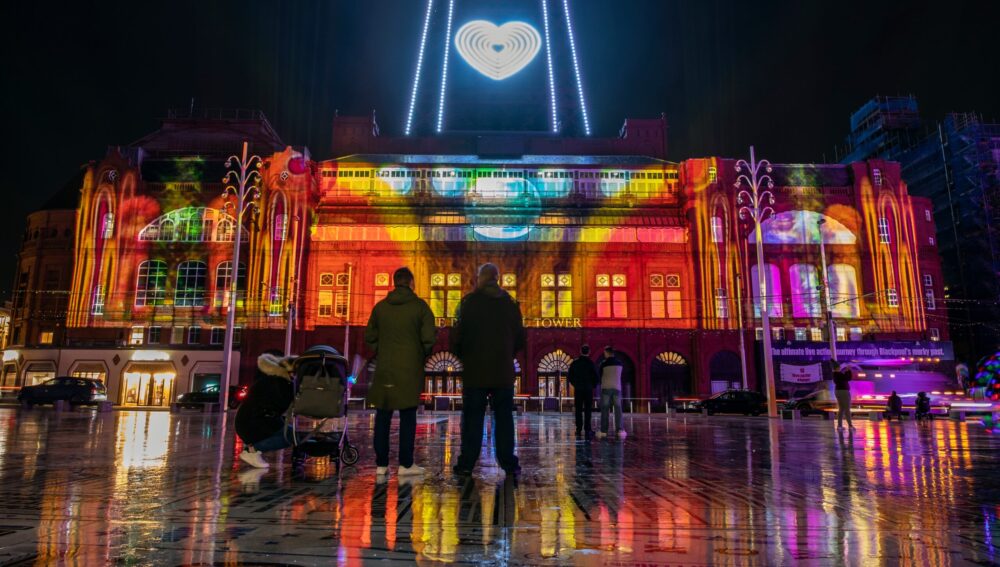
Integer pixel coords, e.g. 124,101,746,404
769,341,954,362
780,363,823,384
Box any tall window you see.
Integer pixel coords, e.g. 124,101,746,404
923,274,933,287
269,287,284,316
214,262,246,308
751,264,783,318
872,168,883,187
828,264,861,318
101,212,114,239
711,216,724,243
595,273,626,318
129,326,144,346
650,273,682,319
91,284,106,316
929,328,940,341
430,273,462,318
878,217,891,244
542,273,572,318
334,271,351,318
924,289,936,310
215,219,235,242
789,264,821,317
886,288,899,308
273,213,288,241
175,261,207,307
715,288,729,319
708,165,718,183
135,260,168,307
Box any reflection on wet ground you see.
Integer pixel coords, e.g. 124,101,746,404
0,408,996,565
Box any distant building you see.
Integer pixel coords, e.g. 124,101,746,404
837,96,1000,360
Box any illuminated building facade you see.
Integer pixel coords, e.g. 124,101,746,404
1,109,951,406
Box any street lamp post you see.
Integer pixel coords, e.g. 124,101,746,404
736,146,778,417
735,272,749,390
817,218,838,362
220,141,261,412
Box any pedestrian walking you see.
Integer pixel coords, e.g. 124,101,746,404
568,344,599,438
451,263,526,476
833,363,855,430
597,346,627,439
364,267,437,478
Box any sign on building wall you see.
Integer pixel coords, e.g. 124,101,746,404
770,341,954,362
780,363,823,384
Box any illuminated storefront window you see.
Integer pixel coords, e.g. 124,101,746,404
135,260,168,307
121,362,175,407
751,264,783,318
174,261,207,307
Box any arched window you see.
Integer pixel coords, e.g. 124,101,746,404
135,260,168,307
139,208,246,242
425,352,463,372
750,264,783,318
215,219,235,242
101,212,115,239
828,264,860,318
537,350,573,374
214,261,247,307
789,264,821,317
174,261,207,307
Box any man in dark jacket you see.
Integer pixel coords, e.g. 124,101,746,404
365,267,436,478
450,263,526,476
568,345,599,437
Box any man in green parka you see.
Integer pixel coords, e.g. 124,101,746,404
364,267,436,478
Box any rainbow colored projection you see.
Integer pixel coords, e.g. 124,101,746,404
62,129,946,399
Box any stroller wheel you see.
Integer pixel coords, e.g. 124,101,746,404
341,445,359,466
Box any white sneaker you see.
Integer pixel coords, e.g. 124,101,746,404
617,430,627,439
596,432,607,439
376,466,389,477
239,448,269,469
398,464,426,477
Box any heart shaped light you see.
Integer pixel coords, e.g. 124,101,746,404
454,20,541,81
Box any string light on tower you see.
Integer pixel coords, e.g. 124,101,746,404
540,0,559,133
404,0,435,136
435,0,456,133
562,0,591,135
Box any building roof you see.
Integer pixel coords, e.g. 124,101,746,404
326,154,674,167
129,108,286,159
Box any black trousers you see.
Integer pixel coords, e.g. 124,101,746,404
574,387,594,432
457,387,518,471
373,406,417,467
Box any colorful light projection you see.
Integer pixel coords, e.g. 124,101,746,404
749,210,857,245
454,20,542,81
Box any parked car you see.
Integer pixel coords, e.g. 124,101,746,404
782,389,836,416
695,389,767,416
18,377,108,407
176,385,248,409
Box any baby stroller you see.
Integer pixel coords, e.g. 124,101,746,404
287,345,359,471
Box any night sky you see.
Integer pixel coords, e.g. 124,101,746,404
1,0,997,295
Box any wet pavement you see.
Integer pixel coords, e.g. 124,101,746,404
0,408,997,566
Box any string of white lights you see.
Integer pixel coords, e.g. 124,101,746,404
561,0,591,135
540,0,558,133
435,0,457,133
404,0,435,136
